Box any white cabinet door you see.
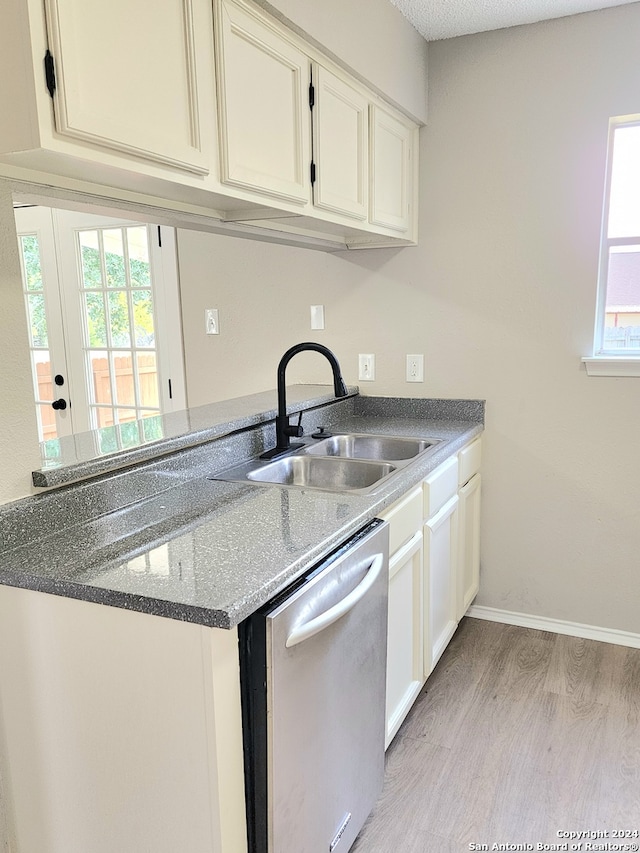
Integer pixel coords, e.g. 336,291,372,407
369,104,415,234
215,0,311,205
458,472,481,620
312,64,367,220
44,0,209,173
385,530,424,748
424,495,459,676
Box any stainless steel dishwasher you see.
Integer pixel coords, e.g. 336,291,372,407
239,518,389,853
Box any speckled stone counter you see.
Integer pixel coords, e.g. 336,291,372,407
0,391,484,628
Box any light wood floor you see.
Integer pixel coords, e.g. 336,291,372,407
352,616,640,852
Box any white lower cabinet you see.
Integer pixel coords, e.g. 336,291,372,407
423,454,459,676
385,529,424,748
382,438,482,747
457,438,482,619
380,486,424,748
0,585,248,853
424,494,459,675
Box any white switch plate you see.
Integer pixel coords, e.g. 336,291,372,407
358,354,375,381
406,354,424,382
205,308,219,335
310,305,325,330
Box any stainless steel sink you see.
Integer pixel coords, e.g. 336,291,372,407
303,433,440,462
247,456,396,492
209,431,444,494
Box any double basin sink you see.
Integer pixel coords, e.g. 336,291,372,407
212,433,443,494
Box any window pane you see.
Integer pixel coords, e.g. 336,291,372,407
114,352,135,406
79,231,102,288
41,437,62,460
103,229,127,287
98,422,118,453
27,293,48,347
127,227,150,285
84,292,108,347
38,401,57,442
89,351,112,405
603,246,640,350
20,235,43,290
118,418,141,447
132,290,155,347
94,406,115,429
33,351,53,402
608,125,640,239
137,352,159,407
108,291,131,347
142,415,164,442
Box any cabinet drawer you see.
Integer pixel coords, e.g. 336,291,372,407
458,438,482,486
423,456,458,518
380,486,423,554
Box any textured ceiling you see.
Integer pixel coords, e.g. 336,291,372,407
389,0,639,40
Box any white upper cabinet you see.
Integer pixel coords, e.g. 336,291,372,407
215,0,311,205
0,0,420,248
45,0,209,174
0,0,217,188
370,104,416,234
312,64,368,221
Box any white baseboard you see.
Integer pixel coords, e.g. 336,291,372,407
467,605,640,649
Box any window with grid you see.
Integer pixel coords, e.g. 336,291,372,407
78,225,161,429
586,117,640,374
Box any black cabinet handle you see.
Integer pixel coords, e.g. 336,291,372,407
52,398,67,411
54,374,65,386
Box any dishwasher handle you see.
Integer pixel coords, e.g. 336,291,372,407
285,552,384,648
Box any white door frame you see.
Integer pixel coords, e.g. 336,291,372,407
14,205,186,440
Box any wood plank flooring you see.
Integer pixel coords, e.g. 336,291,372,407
352,617,640,852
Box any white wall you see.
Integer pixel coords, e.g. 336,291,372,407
0,183,41,504
177,2,640,635
422,4,640,633
255,0,428,123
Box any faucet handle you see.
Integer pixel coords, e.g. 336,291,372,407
285,411,304,438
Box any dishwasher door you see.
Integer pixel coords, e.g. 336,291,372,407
240,519,389,853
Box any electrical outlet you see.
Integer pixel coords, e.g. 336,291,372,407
205,308,219,335
406,354,424,382
358,354,375,381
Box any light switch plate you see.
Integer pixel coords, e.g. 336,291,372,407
310,305,325,330
205,308,219,335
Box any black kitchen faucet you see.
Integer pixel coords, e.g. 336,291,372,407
260,342,348,459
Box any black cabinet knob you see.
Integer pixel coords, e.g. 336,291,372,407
52,398,67,411
54,374,65,386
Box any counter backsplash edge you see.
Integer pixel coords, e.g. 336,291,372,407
1,395,360,552
1,395,484,554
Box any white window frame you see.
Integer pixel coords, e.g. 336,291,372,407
583,114,640,377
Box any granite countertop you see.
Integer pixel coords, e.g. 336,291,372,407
0,390,484,629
